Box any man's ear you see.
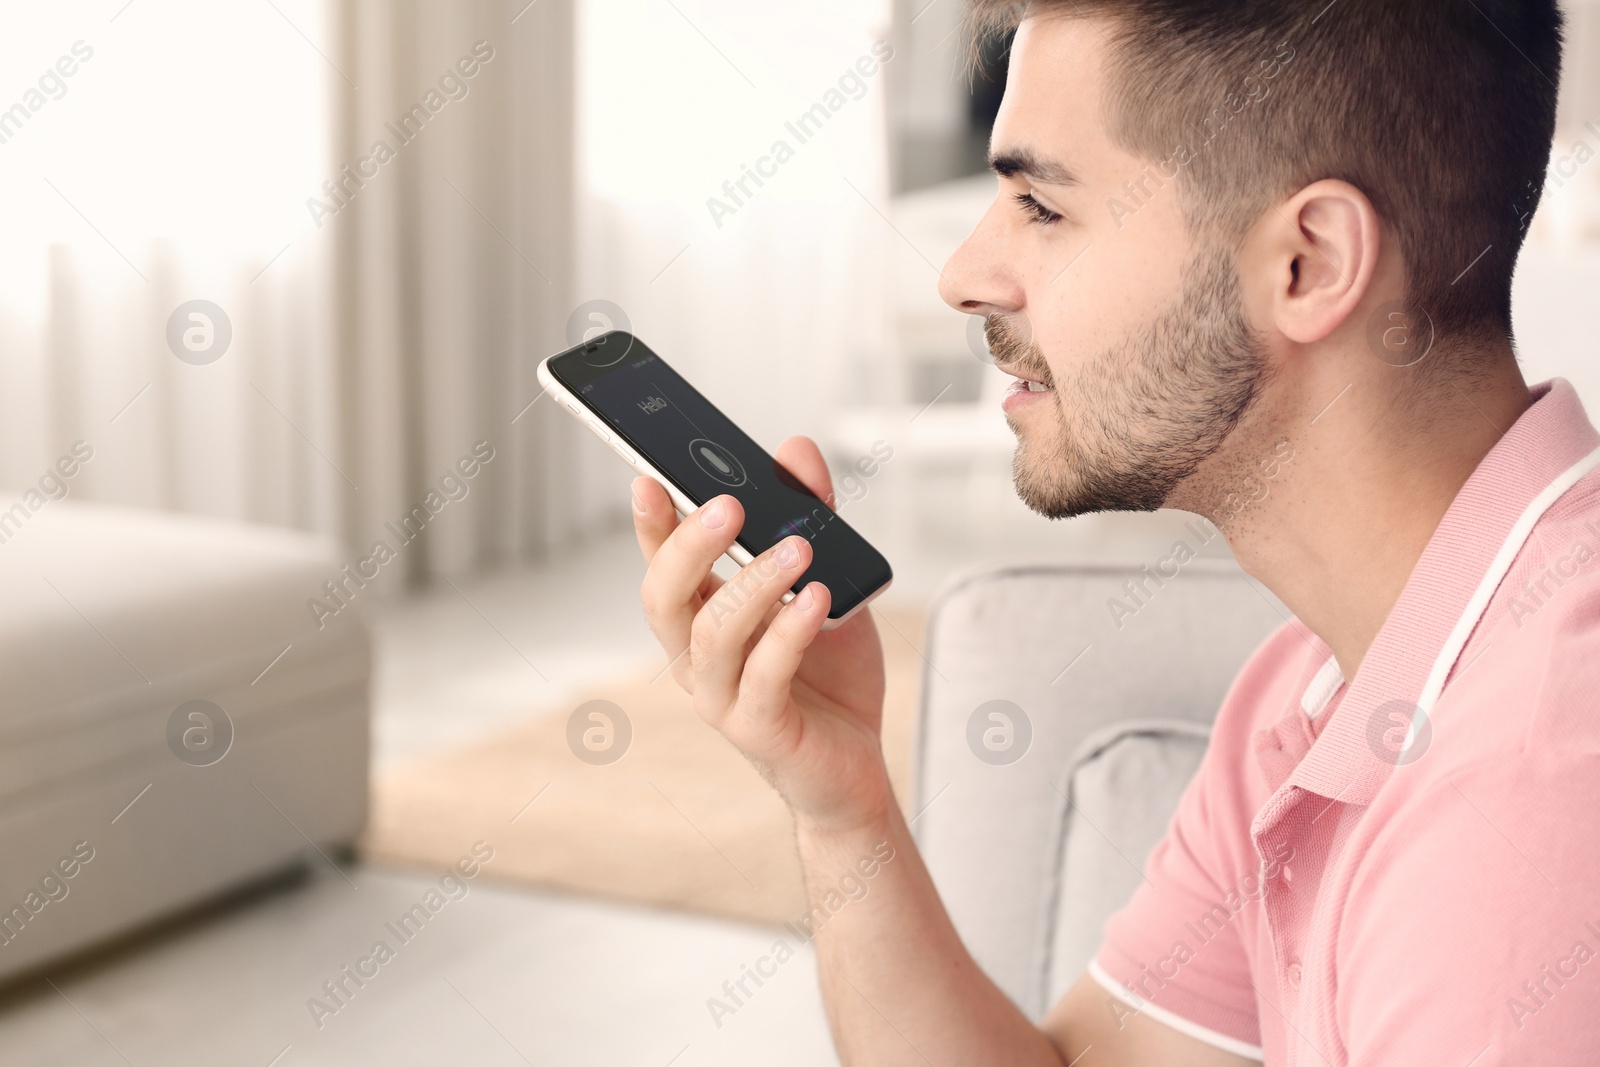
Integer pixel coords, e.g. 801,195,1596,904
1244,178,1382,345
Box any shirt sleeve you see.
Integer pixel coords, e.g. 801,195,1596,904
1091,772,1265,1055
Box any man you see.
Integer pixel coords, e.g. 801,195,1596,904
631,0,1598,1062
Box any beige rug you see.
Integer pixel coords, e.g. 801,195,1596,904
360,606,925,927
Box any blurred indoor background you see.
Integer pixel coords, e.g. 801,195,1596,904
1,1,1597,1063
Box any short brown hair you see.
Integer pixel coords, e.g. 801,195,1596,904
967,0,1565,345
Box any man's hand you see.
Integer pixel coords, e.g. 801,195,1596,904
632,434,892,833
633,435,1249,1066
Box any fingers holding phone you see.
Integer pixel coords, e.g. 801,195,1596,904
635,484,888,830
771,434,836,509
631,431,836,706
689,528,820,720
634,488,746,693
630,430,834,668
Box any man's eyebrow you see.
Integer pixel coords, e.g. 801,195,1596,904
988,148,1079,186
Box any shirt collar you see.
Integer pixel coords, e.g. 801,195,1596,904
1276,378,1600,809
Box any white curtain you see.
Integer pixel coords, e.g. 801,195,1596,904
574,0,899,446
0,1,335,526
0,0,591,584
321,0,591,579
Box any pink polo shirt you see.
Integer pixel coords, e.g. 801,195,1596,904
1092,378,1600,1065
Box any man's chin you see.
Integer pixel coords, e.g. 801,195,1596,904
1011,442,1092,520
1011,439,1170,519
1014,477,1169,519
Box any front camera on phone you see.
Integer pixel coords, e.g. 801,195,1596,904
580,333,632,367
566,299,634,366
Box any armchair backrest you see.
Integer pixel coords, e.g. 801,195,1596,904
911,560,1285,1017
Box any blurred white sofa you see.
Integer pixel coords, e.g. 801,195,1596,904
912,560,1284,1017
0,500,369,984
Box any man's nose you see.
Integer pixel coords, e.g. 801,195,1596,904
938,195,1023,319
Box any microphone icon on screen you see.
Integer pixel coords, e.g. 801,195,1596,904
700,446,731,474
689,438,747,487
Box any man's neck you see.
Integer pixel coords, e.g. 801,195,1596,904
1213,347,1534,683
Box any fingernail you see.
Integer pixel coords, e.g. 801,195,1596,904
794,583,815,611
700,498,726,528
631,485,648,515
774,536,800,567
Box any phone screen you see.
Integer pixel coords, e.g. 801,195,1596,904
547,331,892,621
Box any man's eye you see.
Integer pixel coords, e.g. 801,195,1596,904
1012,191,1063,226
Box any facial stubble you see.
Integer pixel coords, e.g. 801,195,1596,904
990,244,1271,520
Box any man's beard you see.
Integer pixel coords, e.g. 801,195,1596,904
992,243,1271,520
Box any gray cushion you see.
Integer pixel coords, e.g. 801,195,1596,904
1047,721,1209,1005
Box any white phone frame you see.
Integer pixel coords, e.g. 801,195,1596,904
537,352,890,631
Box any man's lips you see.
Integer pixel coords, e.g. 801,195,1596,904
997,361,1055,413
996,361,1053,390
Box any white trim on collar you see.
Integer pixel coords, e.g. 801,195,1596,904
1404,440,1600,747
1300,654,1345,719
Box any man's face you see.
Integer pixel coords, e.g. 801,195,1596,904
940,15,1269,519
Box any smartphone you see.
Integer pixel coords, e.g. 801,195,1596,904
537,330,892,628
